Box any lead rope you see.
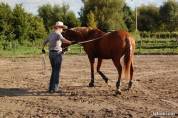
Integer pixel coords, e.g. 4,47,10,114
62,35,102,51
78,32,110,44
77,36,102,44
62,32,110,52
41,53,46,75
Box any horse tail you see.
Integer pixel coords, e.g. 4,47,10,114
124,36,132,79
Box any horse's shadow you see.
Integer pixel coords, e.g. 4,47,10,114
0,86,115,97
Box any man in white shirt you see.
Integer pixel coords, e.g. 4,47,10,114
42,21,72,93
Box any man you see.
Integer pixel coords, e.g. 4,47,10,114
42,21,72,93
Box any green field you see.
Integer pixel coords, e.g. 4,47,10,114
0,44,84,57
0,38,178,57
136,38,178,54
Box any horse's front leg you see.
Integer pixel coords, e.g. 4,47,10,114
89,57,95,87
97,58,108,83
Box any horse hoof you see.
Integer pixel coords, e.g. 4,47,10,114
128,81,132,89
126,88,131,91
107,85,112,88
105,78,108,83
89,82,94,87
114,90,121,96
126,86,132,91
107,83,111,88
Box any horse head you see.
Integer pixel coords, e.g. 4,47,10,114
62,29,84,43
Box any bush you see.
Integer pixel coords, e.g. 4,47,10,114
140,32,178,39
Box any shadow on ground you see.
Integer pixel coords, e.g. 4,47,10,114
0,86,116,97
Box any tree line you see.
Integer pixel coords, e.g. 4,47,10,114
0,3,47,49
0,0,178,50
137,0,178,32
79,0,178,32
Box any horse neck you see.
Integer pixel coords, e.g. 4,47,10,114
73,31,89,42
86,29,106,40
72,27,106,42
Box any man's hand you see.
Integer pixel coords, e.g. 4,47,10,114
42,49,46,54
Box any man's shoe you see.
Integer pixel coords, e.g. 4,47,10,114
55,84,59,91
48,89,55,93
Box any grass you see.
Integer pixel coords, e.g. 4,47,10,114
0,38,178,57
66,44,84,54
0,44,84,57
135,48,178,55
136,38,178,54
0,46,41,57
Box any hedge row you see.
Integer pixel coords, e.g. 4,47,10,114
140,32,178,39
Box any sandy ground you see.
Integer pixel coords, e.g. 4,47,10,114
0,55,178,118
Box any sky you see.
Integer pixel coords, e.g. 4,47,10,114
0,0,176,17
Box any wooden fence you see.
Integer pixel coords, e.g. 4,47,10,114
66,38,178,55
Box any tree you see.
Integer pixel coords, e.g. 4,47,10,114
0,2,48,50
86,11,97,28
12,4,30,44
64,11,81,28
38,4,53,32
0,3,15,49
0,3,13,34
137,4,160,32
12,4,47,45
27,14,47,43
38,4,80,32
123,3,135,32
79,0,127,31
159,0,178,32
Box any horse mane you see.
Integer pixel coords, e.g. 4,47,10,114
70,27,92,39
62,28,83,42
71,27,105,41
87,28,106,40
71,27,93,32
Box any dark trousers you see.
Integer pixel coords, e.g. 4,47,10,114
49,51,62,91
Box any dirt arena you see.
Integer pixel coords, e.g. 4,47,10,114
0,55,178,118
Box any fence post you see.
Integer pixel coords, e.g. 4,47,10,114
12,40,16,61
173,37,178,54
176,37,178,54
80,46,82,54
139,38,142,54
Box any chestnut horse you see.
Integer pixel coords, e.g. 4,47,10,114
63,27,135,95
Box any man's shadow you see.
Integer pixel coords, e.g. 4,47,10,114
0,88,30,96
0,86,114,97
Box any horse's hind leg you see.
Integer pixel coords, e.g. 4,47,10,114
97,58,108,83
127,62,133,90
112,58,122,95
